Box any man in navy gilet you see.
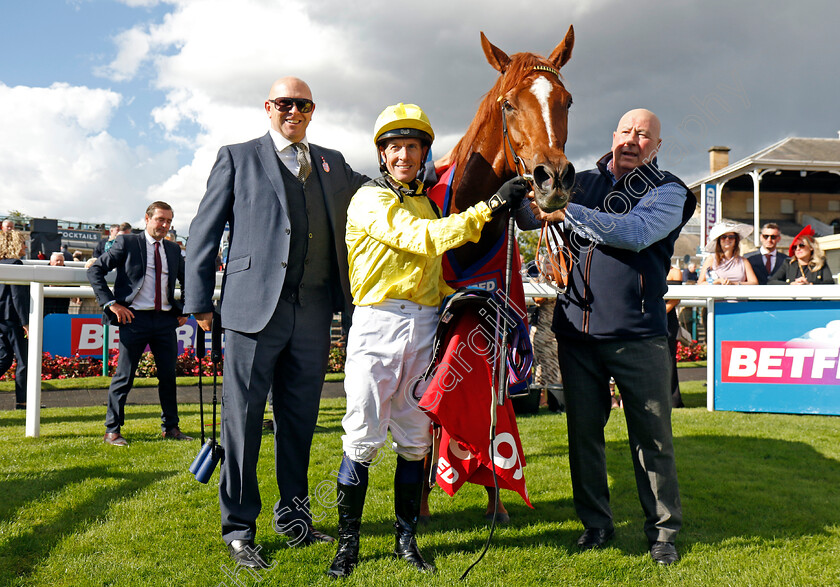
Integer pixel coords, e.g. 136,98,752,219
530,109,695,565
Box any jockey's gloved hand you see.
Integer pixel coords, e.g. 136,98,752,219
486,177,529,217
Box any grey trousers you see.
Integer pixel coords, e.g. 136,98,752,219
556,335,682,543
219,292,333,544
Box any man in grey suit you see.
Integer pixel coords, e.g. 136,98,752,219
185,77,367,569
87,201,190,446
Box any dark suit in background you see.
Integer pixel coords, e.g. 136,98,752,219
0,258,29,407
87,232,186,435
745,250,788,285
186,128,366,546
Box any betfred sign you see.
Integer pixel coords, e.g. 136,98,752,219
71,318,121,355
714,301,840,415
44,314,214,357
722,342,840,385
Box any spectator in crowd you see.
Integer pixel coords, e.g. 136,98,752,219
0,230,29,410
60,244,72,262
1,219,15,232
769,225,835,284
120,222,132,235
665,265,684,408
681,262,697,283
93,225,120,258
698,222,759,285
72,251,83,262
44,253,70,315
185,76,368,570
526,108,693,565
87,201,190,447
745,222,787,284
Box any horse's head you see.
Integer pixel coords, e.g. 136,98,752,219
480,26,575,212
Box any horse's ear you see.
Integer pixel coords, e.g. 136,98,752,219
548,25,575,69
480,32,511,74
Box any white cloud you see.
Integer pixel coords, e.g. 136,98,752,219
0,82,177,225
95,26,153,82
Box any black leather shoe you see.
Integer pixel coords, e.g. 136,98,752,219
393,531,435,573
274,520,335,547
650,541,679,565
227,539,270,569
576,527,615,550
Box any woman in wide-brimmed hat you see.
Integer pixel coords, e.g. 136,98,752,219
768,225,835,284
699,222,759,285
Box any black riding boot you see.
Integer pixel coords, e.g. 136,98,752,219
393,457,435,573
327,458,369,579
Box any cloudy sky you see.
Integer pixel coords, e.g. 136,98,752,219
2,0,838,234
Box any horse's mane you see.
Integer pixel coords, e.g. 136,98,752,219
451,52,564,172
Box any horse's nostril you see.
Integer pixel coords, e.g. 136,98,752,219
559,162,575,191
533,165,553,192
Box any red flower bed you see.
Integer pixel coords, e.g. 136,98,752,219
0,348,225,381
676,341,707,362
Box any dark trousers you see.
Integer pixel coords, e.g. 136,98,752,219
219,292,333,544
556,335,682,543
105,311,180,433
0,322,28,405
666,310,684,408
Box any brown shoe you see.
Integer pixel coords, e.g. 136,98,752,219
104,432,128,446
162,427,194,441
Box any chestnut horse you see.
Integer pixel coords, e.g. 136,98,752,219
437,26,575,271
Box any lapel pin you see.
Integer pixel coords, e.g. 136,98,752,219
321,156,330,173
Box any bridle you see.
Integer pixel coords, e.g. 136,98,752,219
497,64,571,293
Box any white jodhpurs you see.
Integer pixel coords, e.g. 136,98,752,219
342,300,435,463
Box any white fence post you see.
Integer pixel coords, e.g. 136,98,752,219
26,282,44,438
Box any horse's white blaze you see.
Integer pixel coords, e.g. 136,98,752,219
530,76,555,148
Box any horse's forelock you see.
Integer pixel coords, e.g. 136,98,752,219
453,52,566,170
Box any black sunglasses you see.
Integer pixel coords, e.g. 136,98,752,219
269,97,314,113
761,234,780,240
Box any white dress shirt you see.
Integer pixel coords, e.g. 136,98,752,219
132,231,171,311
268,127,310,176
759,246,781,272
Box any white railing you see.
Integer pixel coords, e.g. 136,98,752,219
4,263,840,435
0,263,222,437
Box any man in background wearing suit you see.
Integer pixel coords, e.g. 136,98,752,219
0,230,29,410
745,222,787,284
185,76,367,569
87,201,190,447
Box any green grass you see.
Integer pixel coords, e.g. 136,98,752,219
1,381,839,586
0,372,344,392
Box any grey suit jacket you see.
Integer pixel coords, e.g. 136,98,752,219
185,133,366,334
87,233,186,324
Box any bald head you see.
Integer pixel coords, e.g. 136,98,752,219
265,77,315,142
268,77,312,101
611,108,662,179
